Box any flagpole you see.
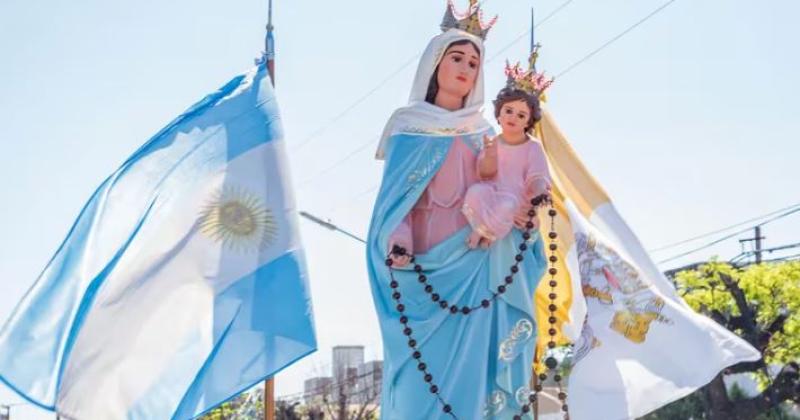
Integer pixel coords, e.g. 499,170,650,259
264,377,275,420
256,0,276,83
263,1,276,418
262,0,275,85
530,7,535,54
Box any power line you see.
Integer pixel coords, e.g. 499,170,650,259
293,0,576,186
759,241,800,254
730,241,800,266
486,0,576,63
291,54,421,152
657,206,800,265
310,0,679,204
289,0,517,154
555,0,678,78
328,184,379,217
296,136,379,188
351,184,379,201
650,201,800,253
762,252,800,264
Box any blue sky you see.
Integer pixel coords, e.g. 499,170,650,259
1,0,798,417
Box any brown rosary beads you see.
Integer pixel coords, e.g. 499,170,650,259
385,195,570,419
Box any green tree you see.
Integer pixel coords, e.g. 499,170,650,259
639,391,708,419
644,260,800,420
200,388,264,420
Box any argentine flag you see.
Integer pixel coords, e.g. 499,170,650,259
0,65,317,419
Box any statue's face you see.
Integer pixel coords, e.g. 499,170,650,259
436,42,480,102
497,99,530,137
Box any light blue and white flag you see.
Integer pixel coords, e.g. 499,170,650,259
0,65,317,420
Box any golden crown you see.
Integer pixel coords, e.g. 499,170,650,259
440,0,497,40
504,44,554,98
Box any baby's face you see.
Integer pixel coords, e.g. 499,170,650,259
498,100,530,138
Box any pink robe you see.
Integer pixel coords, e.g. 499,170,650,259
462,138,551,242
388,138,479,255
388,137,551,254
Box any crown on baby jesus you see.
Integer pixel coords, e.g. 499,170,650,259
440,0,497,40
504,44,554,98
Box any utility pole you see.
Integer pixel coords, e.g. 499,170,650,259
754,226,763,264
739,226,766,265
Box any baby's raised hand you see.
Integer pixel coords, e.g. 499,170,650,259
482,134,498,154
479,135,499,180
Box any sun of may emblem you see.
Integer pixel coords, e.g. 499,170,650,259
198,186,278,252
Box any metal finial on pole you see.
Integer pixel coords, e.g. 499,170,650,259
530,7,535,54
267,0,273,29
528,7,540,72
265,0,275,85
528,7,539,71
256,0,276,85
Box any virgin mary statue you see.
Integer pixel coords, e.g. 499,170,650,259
366,2,545,419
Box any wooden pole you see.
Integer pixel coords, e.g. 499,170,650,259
755,226,763,264
264,378,275,420
263,1,276,419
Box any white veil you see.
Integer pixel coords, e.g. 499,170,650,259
375,28,492,160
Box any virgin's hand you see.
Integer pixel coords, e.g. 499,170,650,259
514,208,540,231
388,242,412,267
390,253,411,268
